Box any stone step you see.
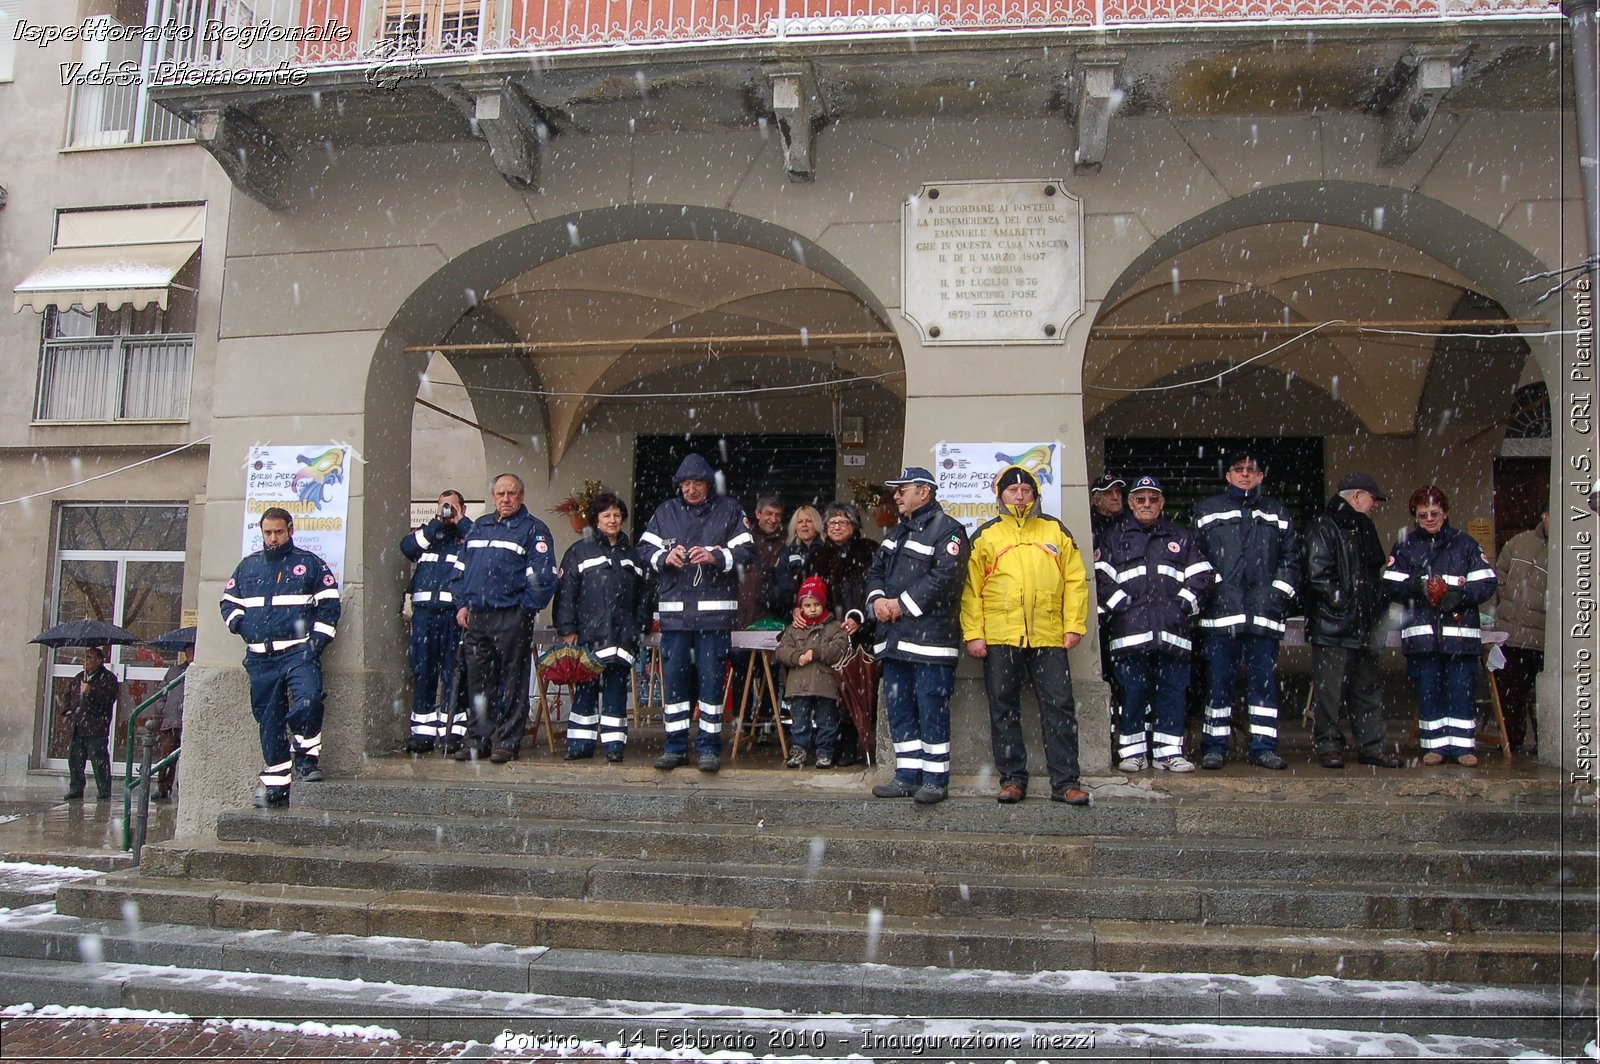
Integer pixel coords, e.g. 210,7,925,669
148,839,1595,933
52,874,1590,986
213,805,1596,893
0,910,1585,1048
290,778,1581,846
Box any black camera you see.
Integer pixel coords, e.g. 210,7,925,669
440,503,456,519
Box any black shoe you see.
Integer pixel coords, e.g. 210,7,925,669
443,740,463,756
96,792,111,801
698,755,721,773
912,785,948,805
453,743,487,762
871,779,918,798
834,751,859,768
564,749,595,761
1357,752,1405,769
1199,752,1225,770
1249,752,1288,771
654,753,686,771
296,765,325,783
252,789,290,809
1319,752,1345,769
405,737,435,755
62,792,84,801
151,791,171,802
605,749,625,763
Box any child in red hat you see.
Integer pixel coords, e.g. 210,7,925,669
776,577,851,768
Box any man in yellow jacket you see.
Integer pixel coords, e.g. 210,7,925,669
960,465,1091,805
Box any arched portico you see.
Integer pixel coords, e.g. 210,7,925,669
1083,181,1579,771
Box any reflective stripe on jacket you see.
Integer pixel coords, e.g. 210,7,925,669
1093,513,1212,660
1193,487,1301,638
866,499,971,663
446,506,557,615
554,532,651,664
1382,521,1497,656
221,544,342,655
637,494,756,632
402,515,473,608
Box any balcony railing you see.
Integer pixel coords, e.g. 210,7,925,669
132,0,1556,73
36,336,195,422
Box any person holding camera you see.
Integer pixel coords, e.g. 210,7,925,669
402,489,474,754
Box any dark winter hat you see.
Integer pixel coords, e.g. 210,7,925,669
797,576,829,605
672,453,717,487
1336,471,1388,502
1091,473,1126,495
994,465,1039,497
1128,475,1164,496
885,466,937,489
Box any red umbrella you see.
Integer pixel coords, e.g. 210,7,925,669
831,645,880,763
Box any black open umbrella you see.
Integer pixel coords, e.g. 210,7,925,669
30,619,141,648
144,626,197,652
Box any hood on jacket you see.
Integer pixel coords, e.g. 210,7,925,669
993,464,1040,519
672,453,717,488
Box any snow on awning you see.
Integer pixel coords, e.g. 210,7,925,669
13,204,204,315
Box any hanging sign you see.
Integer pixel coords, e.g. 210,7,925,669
933,441,1064,535
242,444,351,582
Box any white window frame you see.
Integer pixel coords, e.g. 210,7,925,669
41,504,188,773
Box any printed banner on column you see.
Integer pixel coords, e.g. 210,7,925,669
242,445,351,582
933,441,1063,535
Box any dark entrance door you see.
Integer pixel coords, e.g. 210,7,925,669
1103,436,1325,529
632,434,837,536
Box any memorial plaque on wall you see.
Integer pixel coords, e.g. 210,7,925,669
901,180,1083,345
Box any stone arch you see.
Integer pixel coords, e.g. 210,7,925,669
359,205,905,755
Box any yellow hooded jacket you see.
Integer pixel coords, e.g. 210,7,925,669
960,465,1090,648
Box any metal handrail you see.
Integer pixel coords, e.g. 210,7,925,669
120,672,183,850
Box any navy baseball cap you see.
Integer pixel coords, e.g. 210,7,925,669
885,466,937,488
1128,475,1163,496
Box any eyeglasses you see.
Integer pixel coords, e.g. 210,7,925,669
891,485,919,495
826,518,853,526
1414,508,1446,520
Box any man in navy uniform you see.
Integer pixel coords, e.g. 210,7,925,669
221,507,342,808
867,466,971,805
449,474,558,764
402,489,473,754
1193,451,1301,771
639,453,757,773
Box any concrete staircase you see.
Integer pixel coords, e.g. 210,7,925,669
52,768,1597,987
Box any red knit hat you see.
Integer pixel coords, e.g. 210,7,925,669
797,576,829,606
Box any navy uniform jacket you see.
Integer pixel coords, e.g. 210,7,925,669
402,515,474,609
1193,486,1301,639
1382,522,1497,656
447,506,557,615
866,498,971,664
638,495,756,632
554,532,652,665
1094,513,1213,661
221,542,342,656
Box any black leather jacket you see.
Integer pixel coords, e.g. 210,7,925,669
1303,495,1387,649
